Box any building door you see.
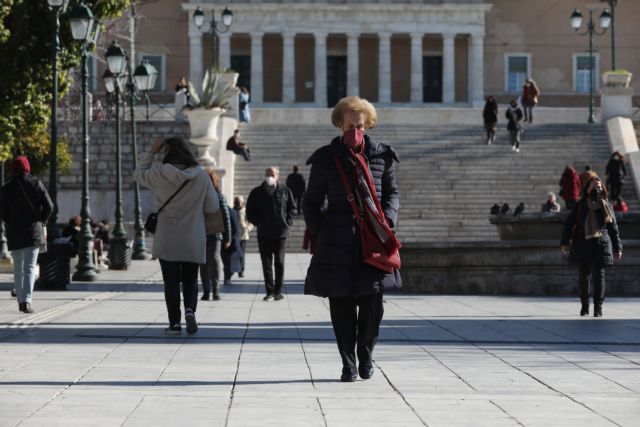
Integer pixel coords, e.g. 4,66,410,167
231,55,251,90
327,56,347,108
423,56,443,103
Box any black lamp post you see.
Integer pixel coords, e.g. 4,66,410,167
606,0,617,70
570,7,611,124
134,60,157,121
104,41,131,270
69,3,99,281
46,0,70,240
193,6,233,70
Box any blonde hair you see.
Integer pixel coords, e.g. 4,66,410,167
331,96,377,129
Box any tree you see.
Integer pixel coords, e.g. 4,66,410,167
0,0,131,174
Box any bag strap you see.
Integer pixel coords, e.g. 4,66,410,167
157,179,190,214
332,156,362,223
16,179,43,223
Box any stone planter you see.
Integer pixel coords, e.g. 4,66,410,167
185,108,225,168
602,71,632,88
217,72,239,89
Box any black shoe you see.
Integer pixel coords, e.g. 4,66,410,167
23,302,34,314
263,294,274,301
358,364,374,380
340,366,358,382
274,293,285,301
594,305,603,317
212,294,221,301
580,303,589,316
164,324,182,335
10,289,16,298
201,294,210,301
185,309,198,334
18,302,25,313
238,272,244,278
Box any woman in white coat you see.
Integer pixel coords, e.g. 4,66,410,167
134,137,219,335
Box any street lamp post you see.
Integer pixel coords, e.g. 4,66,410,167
104,41,131,270
46,0,70,240
134,60,157,121
570,7,611,124
608,0,617,70
69,3,100,281
193,6,233,70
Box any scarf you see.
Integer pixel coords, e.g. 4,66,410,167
585,197,613,240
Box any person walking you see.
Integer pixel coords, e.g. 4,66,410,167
133,137,219,335
0,156,53,313
521,78,540,123
233,195,253,278
222,205,243,285
561,174,622,318
285,165,306,213
239,87,251,123
304,96,401,382
482,96,498,145
246,167,296,301
605,151,627,203
506,100,524,152
200,170,231,301
559,165,581,210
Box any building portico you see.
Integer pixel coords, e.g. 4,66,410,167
182,3,491,107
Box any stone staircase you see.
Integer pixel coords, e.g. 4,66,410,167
235,123,638,252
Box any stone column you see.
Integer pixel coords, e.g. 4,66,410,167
315,32,328,107
250,32,264,104
442,33,456,104
218,32,232,71
282,32,296,104
188,22,203,87
410,34,423,104
347,32,359,96
378,32,392,104
469,34,485,107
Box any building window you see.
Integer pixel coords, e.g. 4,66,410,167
137,53,165,92
504,54,531,93
573,54,599,93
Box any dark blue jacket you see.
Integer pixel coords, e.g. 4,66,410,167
561,198,622,266
303,135,401,297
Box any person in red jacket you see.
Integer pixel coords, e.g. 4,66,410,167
558,165,581,210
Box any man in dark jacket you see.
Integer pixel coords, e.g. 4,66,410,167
0,156,53,313
226,129,251,161
246,167,296,301
285,165,306,213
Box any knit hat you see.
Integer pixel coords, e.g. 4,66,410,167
11,156,30,176
579,170,599,193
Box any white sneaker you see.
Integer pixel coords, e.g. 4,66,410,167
515,148,520,153
487,139,491,145
511,145,516,151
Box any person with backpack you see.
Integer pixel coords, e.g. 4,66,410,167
0,156,53,313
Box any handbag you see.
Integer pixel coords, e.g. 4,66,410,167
17,180,47,253
205,208,225,235
145,179,191,234
333,155,401,273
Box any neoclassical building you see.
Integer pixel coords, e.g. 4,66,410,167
92,0,639,107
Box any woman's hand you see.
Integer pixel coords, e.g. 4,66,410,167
150,139,164,154
224,241,231,249
615,251,623,261
561,245,570,257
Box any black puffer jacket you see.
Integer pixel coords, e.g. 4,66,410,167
303,135,401,297
246,182,296,239
0,173,53,251
561,198,622,266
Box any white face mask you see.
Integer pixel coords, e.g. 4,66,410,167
265,176,276,186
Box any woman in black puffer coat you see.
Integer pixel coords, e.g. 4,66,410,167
304,96,400,382
561,174,622,318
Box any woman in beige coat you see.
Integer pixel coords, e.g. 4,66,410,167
134,137,219,335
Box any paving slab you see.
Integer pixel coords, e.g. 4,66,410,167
1,254,639,427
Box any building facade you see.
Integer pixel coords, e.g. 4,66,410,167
91,0,639,107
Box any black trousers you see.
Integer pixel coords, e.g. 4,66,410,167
240,240,247,274
329,293,384,369
258,237,286,295
565,199,577,211
578,263,606,305
608,181,622,202
159,259,199,326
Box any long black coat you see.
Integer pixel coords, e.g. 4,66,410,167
561,198,622,266
0,173,53,251
246,182,296,239
222,208,243,275
303,135,401,297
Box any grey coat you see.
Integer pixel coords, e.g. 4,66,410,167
303,135,401,298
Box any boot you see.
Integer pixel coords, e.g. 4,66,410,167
23,302,34,314
594,303,603,318
18,302,25,313
580,300,589,316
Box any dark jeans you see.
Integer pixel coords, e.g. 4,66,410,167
159,259,199,326
565,199,577,211
523,103,534,122
485,128,495,142
608,181,622,202
578,263,606,305
240,240,247,274
509,129,521,148
329,293,384,369
231,145,251,161
258,237,286,295
200,238,222,297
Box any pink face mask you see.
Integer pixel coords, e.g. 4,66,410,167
343,129,365,151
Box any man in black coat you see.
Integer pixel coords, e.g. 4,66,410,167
246,167,296,301
285,165,306,213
